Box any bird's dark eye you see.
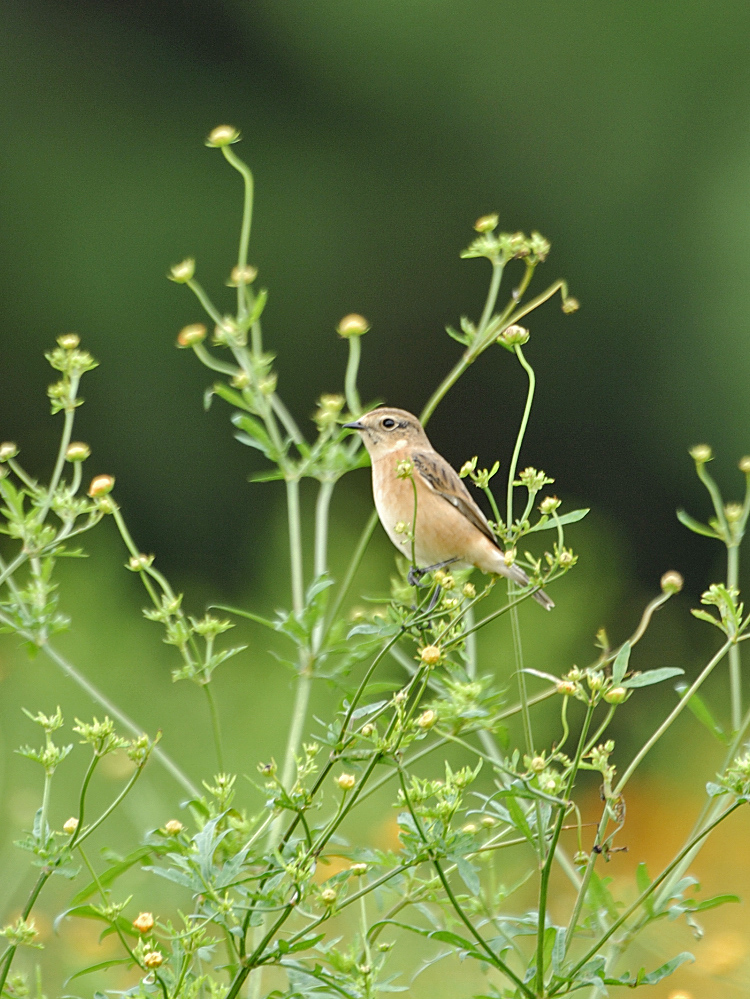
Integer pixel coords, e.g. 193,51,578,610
381,417,396,429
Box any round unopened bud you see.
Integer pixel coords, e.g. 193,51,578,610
529,756,546,773
481,815,496,828
133,912,155,933
128,553,154,572
65,442,90,462
177,323,207,348
567,667,583,681
539,495,561,515
474,213,499,233
164,819,184,835
88,474,115,497
320,888,337,905
0,443,18,461
603,686,628,705
258,375,278,396
440,574,455,590
462,582,476,599
559,551,574,566
587,672,604,691
739,456,750,474
336,773,356,791
725,502,743,523
337,313,369,337
63,817,79,834
573,850,588,866
561,297,580,314
57,333,80,349
361,722,375,737
503,549,516,566
143,950,163,969
227,265,258,286
542,777,557,792
556,680,577,696
689,444,712,464
231,370,250,389
660,571,684,594
349,862,368,876
419,645,442,667
206,124,240,147
416,709,437,730
462,823,477,834
169,258,195,283
498,324,530,347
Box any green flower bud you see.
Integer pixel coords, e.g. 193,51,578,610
0,442,18,461
561,297,580,314
206,124,241,147
739,456,750,474
603,686,628,705
474,213,499,233
169,258,195,283
337,313,369,337
540,495,561,515
88,474,115,497
57,333,80,349
690,444,712,464
177,323,207,348
498,324,530,347
227,265,258,286
660,571,684,594
65,442,90,462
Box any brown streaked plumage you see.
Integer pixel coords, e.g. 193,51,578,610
344,407,554,610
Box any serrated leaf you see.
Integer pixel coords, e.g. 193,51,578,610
676,508,721,538
621,667,684,688
612,641,631,685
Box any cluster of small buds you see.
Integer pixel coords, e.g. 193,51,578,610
213,316,246,348
349,862,368,876
462,582,476,598
335,773,356,792
88,474,115,498
474,213,499,233
128,553,155,572
176,323,207,348
416,709,437,730
227,264,258,286
539,495,561,515
459,456,477,478
433,569,455,589
168,258,195,284
133,912,155,933
62,817,79,835
517,467,554,491
720,753,750,796
337,313,369,338
206,124,241,147
497,324,530,348
419,645,442,667
164,819,184,835
561,297,580,314
0,442,18,461
65,442,90,462
660,571,684,594
689,444,712,464
395,459,413,479
314,393,345,427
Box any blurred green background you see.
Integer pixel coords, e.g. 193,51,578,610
3,2,750,996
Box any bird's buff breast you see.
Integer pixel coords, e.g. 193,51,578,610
371,452,480,568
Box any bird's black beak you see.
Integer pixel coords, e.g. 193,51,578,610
343,420,365,430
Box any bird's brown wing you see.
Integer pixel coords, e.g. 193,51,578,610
412,450,499,547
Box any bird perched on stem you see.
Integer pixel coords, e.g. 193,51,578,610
345,407,554,610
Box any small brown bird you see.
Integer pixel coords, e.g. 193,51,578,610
345,407,554,610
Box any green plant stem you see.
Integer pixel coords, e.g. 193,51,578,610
203,683,225,773
727,542,742,732
41,643,199,797
535,699,595,994
221,145,254,324
344,335,362,416
37,377,79,524
550,801,742,996
286,479,304,616
324,509,378,635
506,344,535,527
0,869,51,994
615,639,732,794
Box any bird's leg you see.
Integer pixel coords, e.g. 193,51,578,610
408,557,459,587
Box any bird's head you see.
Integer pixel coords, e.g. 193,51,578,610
344,407,431,459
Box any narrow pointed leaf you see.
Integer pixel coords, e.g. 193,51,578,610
676,508,721,539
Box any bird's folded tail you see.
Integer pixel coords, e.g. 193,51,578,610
506,562,555,611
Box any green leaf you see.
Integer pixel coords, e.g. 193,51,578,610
606,951,694,987
454,856,481,895
612,641,631,685
526,508,590,533
66,958,133,982
675,684,727,744
676,508,721,539
212,382,252,412
445,325,471,346
248,469,285,483
211,603,278,631
621,667,684,688
69,845,155,905
636,862,653,917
